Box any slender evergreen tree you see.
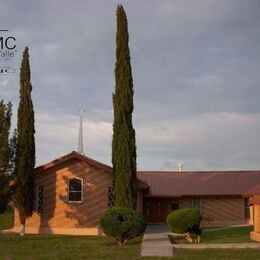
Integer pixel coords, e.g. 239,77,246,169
14,47,35,235
112,5,137,209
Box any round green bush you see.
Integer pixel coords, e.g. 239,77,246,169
100,207,147,245
166,208,202,235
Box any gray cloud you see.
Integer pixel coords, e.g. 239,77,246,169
0,0,260,170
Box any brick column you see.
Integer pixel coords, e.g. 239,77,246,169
250,195,260,242
254,205,260,232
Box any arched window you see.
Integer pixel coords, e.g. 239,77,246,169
37,185,44,214
68,178,83,202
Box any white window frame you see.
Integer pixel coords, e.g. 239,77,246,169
192,198,201,211
68,177,83,203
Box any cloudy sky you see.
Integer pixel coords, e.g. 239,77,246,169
1,0,260,171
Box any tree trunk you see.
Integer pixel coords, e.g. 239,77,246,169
184,233,193,243
18,208,26,236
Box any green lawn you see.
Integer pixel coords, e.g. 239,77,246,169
174,249,260,260
0,233,260,260
0,233,144,260
0,211,260,259
169,225,254,244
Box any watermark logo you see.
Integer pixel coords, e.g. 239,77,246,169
0,66,16,74
0,30,17,74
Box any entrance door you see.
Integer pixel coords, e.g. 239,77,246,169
143,198,178,223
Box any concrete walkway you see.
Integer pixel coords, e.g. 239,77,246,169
173,243,260,249
141,225,260,257
141,225,173,257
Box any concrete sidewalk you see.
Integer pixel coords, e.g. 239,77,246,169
141,225,173,257
141,225,260,257
173,243,260,249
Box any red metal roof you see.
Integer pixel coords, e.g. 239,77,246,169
35,151,112,174
35,151,149,189
137,171,260,197
35,152,260,196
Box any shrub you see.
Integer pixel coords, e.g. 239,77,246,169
167,208,202,243
100,207,147,245
0,175,10,214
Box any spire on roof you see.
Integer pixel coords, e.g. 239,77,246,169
178,163,183,172
77,108,85,155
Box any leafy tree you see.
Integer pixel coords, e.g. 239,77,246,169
112,5,137,209
8,129,17,176
14,47,35,235
0,100,13,213
0,174,9,213
0,100,12,174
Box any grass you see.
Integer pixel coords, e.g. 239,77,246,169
173,249,260,259
0,233,144,260
0,211,259,259
169,225,254,244
0,233,259,260
0,233,260,260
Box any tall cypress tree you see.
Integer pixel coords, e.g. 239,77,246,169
14,47,35,235
112,5,137,209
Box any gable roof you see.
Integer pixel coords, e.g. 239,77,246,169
34,151,112,174
34,151,149,189
138,171,260,197
35,152,260,196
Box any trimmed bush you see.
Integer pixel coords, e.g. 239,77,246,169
167,208,202,243
100,207,147,245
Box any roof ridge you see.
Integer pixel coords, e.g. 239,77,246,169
138,170,260,174
34,151,112,173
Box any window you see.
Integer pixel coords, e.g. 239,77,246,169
244,198,250,219
68,178,83,202
108,186,114,207
145,202,150,216
192,198,201,210
157,202,161,216
37,185,44,214
171,202,179,211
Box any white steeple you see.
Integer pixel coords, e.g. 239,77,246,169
77,108,85,155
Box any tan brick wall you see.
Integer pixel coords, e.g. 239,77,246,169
137,190,143,212
254,204,260,233
250,195,260,242
201,197,245,225
14,158,112,234
179,198,192,208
